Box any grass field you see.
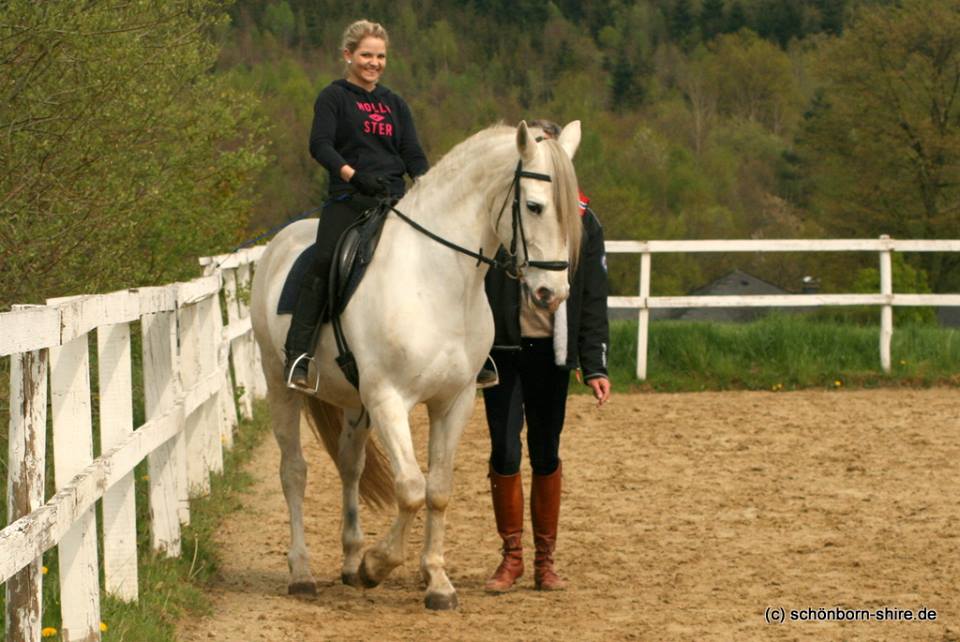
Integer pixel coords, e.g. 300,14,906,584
604,315,960,392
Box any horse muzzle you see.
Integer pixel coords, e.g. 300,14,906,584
525,282,568,312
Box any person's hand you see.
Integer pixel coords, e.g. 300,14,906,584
350,171,388,197
586,376,611,407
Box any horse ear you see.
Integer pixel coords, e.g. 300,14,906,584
516,120,538,164
558,120,581,159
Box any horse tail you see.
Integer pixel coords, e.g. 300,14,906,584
301,396,395,511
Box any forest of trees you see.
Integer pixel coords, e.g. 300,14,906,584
219,0,960,300
2,0,959,310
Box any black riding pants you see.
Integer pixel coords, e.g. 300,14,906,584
482,338,570,476
308,194,380,290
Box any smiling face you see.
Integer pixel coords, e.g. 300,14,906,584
344,36,387,91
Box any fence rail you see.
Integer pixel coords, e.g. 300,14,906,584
604,236,960,380
2,251,266,642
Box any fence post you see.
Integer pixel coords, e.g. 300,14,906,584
237,263,268,398
223,268,254,420
97,321,139,602
142,308,184,555
5,345,48,642
49,333,102,642
637,250,651,380
178,300,211,495
199,294,224,475
879,235,893,373
213,285,238,450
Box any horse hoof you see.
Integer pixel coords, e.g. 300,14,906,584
288,581,317,596
424,592,459,611
341,572,362,588
358,558,381,589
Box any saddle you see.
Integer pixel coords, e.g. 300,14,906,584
327,202,390,321
277,203,389,320
277,203,390,389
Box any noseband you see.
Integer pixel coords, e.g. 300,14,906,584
387,160,570,279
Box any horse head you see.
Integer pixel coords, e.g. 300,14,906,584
493,120,583,312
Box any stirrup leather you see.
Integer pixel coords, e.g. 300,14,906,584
286,353,320,393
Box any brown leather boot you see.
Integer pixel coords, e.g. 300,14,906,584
484,468,524,593
531,462,566,590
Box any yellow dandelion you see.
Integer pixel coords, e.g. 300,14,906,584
41,565,48,575
100,622,108,632
41,627,57,638
141,474,150,481
834,379,843,388
899,359,907,366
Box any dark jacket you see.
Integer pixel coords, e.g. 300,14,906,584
485,205,610,381
309,79,429,197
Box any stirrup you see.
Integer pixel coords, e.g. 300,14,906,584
476,356,500,390
285,353,319,393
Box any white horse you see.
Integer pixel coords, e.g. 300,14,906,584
250,121,582,609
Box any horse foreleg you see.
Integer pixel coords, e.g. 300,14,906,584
358,394,425,588
421,386,475,610
268,385,317,595
338,407,370,587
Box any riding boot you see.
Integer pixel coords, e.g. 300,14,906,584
531,461,566,590
484,468,524,593
283,275,327,389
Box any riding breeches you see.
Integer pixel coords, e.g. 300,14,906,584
482,338,571,477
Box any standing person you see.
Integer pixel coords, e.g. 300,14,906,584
481,119,612,592
285,19,429,388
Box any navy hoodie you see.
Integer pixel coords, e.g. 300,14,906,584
309,79,429,197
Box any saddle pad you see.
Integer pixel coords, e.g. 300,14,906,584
277,244,317,315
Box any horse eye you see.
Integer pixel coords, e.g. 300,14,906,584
526,201,543,215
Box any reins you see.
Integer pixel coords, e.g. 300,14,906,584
387,160,569,279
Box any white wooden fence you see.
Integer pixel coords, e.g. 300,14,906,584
1,246,266,642
606,236,960,379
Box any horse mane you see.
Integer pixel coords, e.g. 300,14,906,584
412,124,582,272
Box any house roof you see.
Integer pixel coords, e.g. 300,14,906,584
675,269,790,322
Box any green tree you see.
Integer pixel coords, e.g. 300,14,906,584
801,0,960,290
755,0,805,47
668,0,696,44
708,30,803,136
851,253,936,324
817,0,847,35
0,1,267,309
263,1,296,45
699,0,726,41
725,0,748,33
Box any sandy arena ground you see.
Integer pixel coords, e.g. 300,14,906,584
176,389,960,641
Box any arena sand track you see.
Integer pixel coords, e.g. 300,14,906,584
176,390,960,641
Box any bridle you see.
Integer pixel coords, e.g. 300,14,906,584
387,160,569,280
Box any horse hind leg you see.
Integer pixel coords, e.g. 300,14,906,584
267,383,317,595
338,407,371,588
421,386,475,610
357,394,425,588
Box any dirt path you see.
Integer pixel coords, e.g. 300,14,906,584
175,390,960,641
